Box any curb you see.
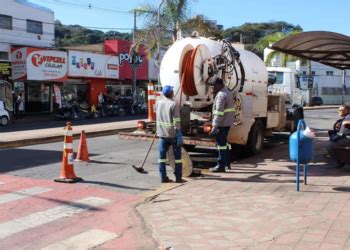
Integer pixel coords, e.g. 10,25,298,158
303,105,338,110
0,127,136,149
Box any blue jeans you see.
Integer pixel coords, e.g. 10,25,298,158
158,137,182,180
214,126,230,169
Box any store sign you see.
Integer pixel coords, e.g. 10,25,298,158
0,62,11,76
11,47,68,81
11,47,27,80
27,49,67,81
68,51,119,79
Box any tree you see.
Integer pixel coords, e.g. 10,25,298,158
133,0,193,60
54,19,131,48
253,31,307,67
224,21,302,45
180,15,223,39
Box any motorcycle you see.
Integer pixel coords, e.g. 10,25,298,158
54,102,74,121
79,102,93,119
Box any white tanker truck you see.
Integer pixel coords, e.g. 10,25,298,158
120,35,304,175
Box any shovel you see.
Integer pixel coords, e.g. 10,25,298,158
131,133,157,174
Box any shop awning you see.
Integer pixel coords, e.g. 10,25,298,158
270,31,350,70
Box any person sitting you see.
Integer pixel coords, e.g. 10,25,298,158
326,103,350,168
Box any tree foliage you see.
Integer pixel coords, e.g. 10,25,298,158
134,0,193,60
180,15,223,39
224,21,302,44
54,20,132,48
254,30,308,67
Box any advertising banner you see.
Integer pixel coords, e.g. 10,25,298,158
11,47,68,81
68,51,119,79
11,47,27,80
53,84,62,108
104,40,148,80
27,48,67,81
0,62,11,76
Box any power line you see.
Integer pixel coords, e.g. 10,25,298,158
9,16,133,31
37,0,131,15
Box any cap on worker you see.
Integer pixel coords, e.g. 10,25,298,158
162,85,174,96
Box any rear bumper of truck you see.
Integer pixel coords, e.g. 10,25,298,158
119,131,216,147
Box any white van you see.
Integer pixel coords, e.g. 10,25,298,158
0,101,10,126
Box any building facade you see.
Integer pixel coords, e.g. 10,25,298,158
0,0,54,112
264,47,350,105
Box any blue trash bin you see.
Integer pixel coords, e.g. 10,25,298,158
289,126,313,164
289,119,313,191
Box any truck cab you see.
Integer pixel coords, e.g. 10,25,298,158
267,67,306,108
0,100,10,126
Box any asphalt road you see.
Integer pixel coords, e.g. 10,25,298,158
0,114,146,133
303,108,338,131
0,108,338,195
0,135,161,194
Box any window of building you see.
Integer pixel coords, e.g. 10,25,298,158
0,14,12,30
26,19,43,34
312,71,315,76
0,52,8,60
326,71,334,76
302,71,307,76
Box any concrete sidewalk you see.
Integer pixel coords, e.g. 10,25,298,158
0,119,142,148
138,134,350,249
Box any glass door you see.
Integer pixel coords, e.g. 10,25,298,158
26,82,51,113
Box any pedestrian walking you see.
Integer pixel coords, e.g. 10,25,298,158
156,85,184,183
17,93,24,119
209,78,236,172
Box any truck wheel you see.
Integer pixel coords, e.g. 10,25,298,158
246,120,264,155
0,116,8,126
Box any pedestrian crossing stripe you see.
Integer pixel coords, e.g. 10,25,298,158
0,187,52,205
0,196,111,240
42,229,118,250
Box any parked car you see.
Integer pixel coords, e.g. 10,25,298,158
310,96,323,106
0,101,10,126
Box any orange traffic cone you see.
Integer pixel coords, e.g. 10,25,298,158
75,130,90,162
147,82,156,121
54,122,83,183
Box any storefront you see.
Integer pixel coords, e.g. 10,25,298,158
67,50,119,106
104,40,149,103
11,47,67,113
0,61,13,112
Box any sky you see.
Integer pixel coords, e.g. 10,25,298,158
29,0,350,36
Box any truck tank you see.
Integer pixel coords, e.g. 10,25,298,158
160,36,268,109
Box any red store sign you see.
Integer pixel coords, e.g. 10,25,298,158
104,40,148,81
11,47,68,82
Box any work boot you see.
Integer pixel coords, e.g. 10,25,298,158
335,162,346,169
209,166,226,173
175,178,187,183
161,176,173,183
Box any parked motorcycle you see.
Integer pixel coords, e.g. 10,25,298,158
54,102,74,121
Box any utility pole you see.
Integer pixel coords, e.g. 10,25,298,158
307,60,313,106
132,10,138,103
